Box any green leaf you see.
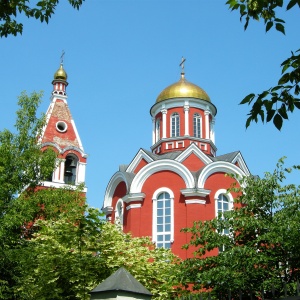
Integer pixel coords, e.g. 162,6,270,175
278,73,290,85
278,105,288,119
287,0,298,10
294,101,300,109
275,22,285,34
240,93,255,105
266,21,273,32
266,109,276,122
273,113,283,130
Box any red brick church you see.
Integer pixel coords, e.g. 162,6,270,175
102,60,250,259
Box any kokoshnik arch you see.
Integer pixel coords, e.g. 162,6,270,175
102,60,250,259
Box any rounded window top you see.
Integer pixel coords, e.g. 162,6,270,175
56,121,67,133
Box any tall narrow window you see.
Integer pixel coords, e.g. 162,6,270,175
193,113,202,138
171,113,180,137
156,192,171,248
217,194,230,235
153,188,174,249
155,119,160,143
64,155,78,184
216,191,233,252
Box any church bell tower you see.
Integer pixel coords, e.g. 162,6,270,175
39,62,87,192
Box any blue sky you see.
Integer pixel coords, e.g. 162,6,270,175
1,1,299,209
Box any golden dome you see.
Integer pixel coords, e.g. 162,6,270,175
54,64,68,81
156,74,210,103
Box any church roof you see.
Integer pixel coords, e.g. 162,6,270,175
90,267,152,296
156,73,210,103
212,151,240,163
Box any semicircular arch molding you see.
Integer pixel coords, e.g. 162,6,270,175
103,172,130,208
197,162,246,188
130,160,194,194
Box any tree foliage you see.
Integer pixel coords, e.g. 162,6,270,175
7,197,180,299
0,91,56,215
0,0,85,37
0,93,181,299
226,0,300,130
180,158,300,298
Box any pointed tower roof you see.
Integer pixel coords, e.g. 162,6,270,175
90,267,152,296
40,63,85,154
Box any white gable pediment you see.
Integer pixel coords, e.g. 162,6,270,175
231,152,250,176
175,143,212,165
126,149,154,173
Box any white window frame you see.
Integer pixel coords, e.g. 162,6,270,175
193,113,202,138
170,113,180,137
152,187,174,248
214,189,234,252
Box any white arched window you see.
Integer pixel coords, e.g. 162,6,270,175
215,189,234,252
171,113,180,137
64,154,78,184
152,188,174,249
193,113,202,138
155,119,160,143
115,199,124,228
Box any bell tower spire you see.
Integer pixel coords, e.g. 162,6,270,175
39,59,87,192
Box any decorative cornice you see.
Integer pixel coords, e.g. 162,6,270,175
185,199,206,205
126,204,142,210
181,188,211,197
123,193,145,203
102,206,113,215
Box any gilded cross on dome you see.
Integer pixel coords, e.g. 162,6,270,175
179,57,186,75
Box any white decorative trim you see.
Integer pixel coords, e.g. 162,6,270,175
181,188,211,197
40,180,87,192
198,161,247,188
126,204,142,210
130,160,194,194
231,152,250,176
126,149,153,173
176,141,184,148
166,142,174,150
150,98,217,119
71,119,84,152
176,143,212,164
152,187,174,244
123,193,145,203
185,199,206,205
102,206,113,215
103,171,129,208
214,189,234,217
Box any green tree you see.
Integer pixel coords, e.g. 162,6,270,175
0,91,57,298
0,0,85,37
13,201,181,299
180,159,300,298
226,0,300,130
0,91,56,215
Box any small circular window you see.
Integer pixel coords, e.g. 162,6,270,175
56,121,67,133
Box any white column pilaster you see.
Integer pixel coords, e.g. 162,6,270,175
204,110,210,139
211,118,216,144
161,109,167,138
184,105,190,136
152,117,155,145
59,159,65,183
77,162,86,184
